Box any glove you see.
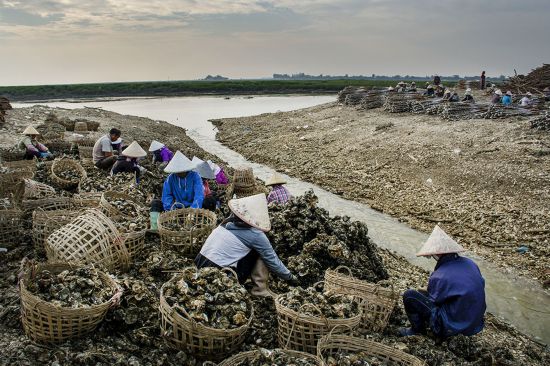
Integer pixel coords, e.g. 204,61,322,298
286,274,300,287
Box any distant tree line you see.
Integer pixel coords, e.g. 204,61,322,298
272,72,505,81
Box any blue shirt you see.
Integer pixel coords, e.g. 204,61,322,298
428,254,486,337
161,172,204,210
501,95,512,106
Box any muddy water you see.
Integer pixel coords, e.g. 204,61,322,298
22,95,550,344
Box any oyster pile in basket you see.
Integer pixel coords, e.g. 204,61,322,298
55,169,82,183
236,348,318,366
277,286,359,319
26,266,112,307
112,214,149,233
325,351,382,366
162,267,252,329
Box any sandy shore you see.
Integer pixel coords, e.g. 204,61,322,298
214,101,550,286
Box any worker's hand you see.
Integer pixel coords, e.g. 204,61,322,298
286,274,300,287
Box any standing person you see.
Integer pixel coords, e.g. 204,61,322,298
266,173,292,204
148,140,173,164
111,141,147,182
433,75,441,87
480,71,486,90
93,128,121,170
161,150,204,210
400,226,486,339
18,126,52,159
192,156,217,211
502,91,513,106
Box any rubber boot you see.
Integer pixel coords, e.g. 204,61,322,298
250,259,273,297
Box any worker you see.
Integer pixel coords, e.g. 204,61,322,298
93,128,121,170
387,86,395,92
502,91,512,106
148,140,174,164
266,173,292,204
433,75,441,86
409,82,417,92
208,160,229,185
435,86,445,98
424,85,435,97
400,225,486,338
161,150,204,210
18,126,52,159
111,141,147,182
195,193,299,294
462,89,475,103
449,91,459,102
519,93,533,107
192,156,217,211
491,89,502,104
480,71,486,90
544,87,550,101
442,89,452,101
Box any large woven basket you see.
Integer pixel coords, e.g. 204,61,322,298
159,267,253,360
72,192,102,208
50,158,87,190
20,262,122,344
23,179,56,200
0,208,23,249
121,229,146,260
0,175,25,205
22,197,74,216
232,167,255,190
0,148,25,162
77,139,95,160
32,209,81,252
275,291,362,354
317,327,425,366
324,266,397,333
215,349,323,366
74,121,88,132
158,208,216,257
46,209,130,271
44,140,73,154
3,159,37,176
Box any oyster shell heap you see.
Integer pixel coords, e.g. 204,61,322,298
235,348,319,366
26,266,112,308
163,267,252,329
55,168,83,183
277,286,360,319
325,351,382,366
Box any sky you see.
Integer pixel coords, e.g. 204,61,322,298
1,0,549,86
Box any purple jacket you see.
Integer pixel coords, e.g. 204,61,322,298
154,146,174,163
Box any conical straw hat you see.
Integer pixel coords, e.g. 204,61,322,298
164,150,195,173
149,140,164,152
229,193,271,232
265,172,287,186
22,126,40,135
122,141,147,158
194,160,216,179
416,225,465,257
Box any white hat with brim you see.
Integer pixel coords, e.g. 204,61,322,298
444,89,451,94
207,160,222,175
164,150,195,173
495,89,503,95
122,141,147,158
416,225,465,257
229,193,271,232
388,87,394,91
149,140,164,152
506,91,512,96
22,126,40,135
113,137,122,144
265,173,287,186
194,161,216,179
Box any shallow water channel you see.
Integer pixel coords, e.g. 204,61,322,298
20,95,550,344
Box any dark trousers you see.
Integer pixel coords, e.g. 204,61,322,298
194,250,258,284
95,156,117,170
403,289,435,334
202,195,217,212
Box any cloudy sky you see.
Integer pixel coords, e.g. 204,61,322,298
1,0,549,85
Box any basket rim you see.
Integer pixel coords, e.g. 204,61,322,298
157,207,217,235
217,348,322,366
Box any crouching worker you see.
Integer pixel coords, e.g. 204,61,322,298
93,128,121,170
149,140,173,166
19,126,52,159
161,151,204,210
400,225,486,339
192,157,217,211
111,141,147,182
195,193,299,296
266,173,292,204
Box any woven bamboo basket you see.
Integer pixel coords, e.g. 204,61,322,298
77,139,95,160
275,290,362,354
0,208,23,249
317,326,425,366
232,167,255,190
22,197,74,216
20,262,122,344
50,158,87,190
72,192,102,208
44,140,73,154
74,121,88,132
0,175,25,205
121,229,146,260
32,209,81,251
100,191,144,219
46,209,130,271
159,267,253,360
3,159,37,176
216,349,323,366
158,208,217,257
0,148,25,162
324,266,397,333
23,179,56,200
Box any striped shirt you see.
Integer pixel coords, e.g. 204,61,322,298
267,185,292,204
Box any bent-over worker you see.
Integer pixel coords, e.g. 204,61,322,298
266,173,292,204
462,88,474,102
161,150,204,210
148,140,173,164
519,93,532,107
111,141,147,182
93,128,121,170
18,126,52,159
192,156,217,211
502,91,512,106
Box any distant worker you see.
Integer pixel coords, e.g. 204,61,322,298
433,75,441,86
543,87,550,102
519,93,533,107
462,89,475,103
409,82,417,92
149,140,174,164
266,173,292,205
387,86,395,92
400,225,486,339
161,150,204,210
424,85,435,97
192,156,217,211
93,128,121,170
501,91,512,106
491,89,502,104
449,91,460,102
442,89,452,101
435,86,445,98
480,71,486,90
208,160,229,185
18,126,52,159
111,141,147,182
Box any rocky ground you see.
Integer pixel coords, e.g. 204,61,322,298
214,98,550,287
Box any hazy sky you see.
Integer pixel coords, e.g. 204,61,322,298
1,0,549,85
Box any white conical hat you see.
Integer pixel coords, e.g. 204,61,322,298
265,172,287,186
416,225,465,257
495,89,502,95
122,141,147,158
229,193,271,232
113,137,122,144
207,160,221,175
194,160,216,179
149,140,164,152
164,150,195,173
22,126,39,135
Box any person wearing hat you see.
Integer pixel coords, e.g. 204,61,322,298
208,160,229,185
501,91,512,106
192,156,217,211
400,226,486,338
93,128,121,170
387,86,395,92
442,89,452,101
408,82,417,92
491,89,503,104
148,140,173,164
195,193,298,295
519,92,533,107
462,88,475,102
449,91,459,102
111,141,147,181
18,126,52,159
161,150,204,211
423,84,435,97
266,173,292,205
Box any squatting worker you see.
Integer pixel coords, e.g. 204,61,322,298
192,156,217,211
148,140,173,164
93,128,121,170
265,173,292,204
195,193,299,296
161,150,204,210
111,141,147,182
502,91,513,106
400,225,486,338
462,88,475,103
18,126,52,159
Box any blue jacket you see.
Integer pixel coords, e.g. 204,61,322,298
428,254,486,337
162,172,204,210
501,95,512,106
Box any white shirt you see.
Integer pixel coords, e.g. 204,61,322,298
520,97,531,106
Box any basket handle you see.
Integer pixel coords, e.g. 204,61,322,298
327,324,353,338
202,362,217,366
312,281,325,289
221,267,239,280
170,202,185,210
334,266,354,278
173,305,197,328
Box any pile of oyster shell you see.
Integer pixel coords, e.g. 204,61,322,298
277,286,360,319
325,351,382,366
235,348,319,366
26,266,112,307
162,267,252,329
55,169,83,183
